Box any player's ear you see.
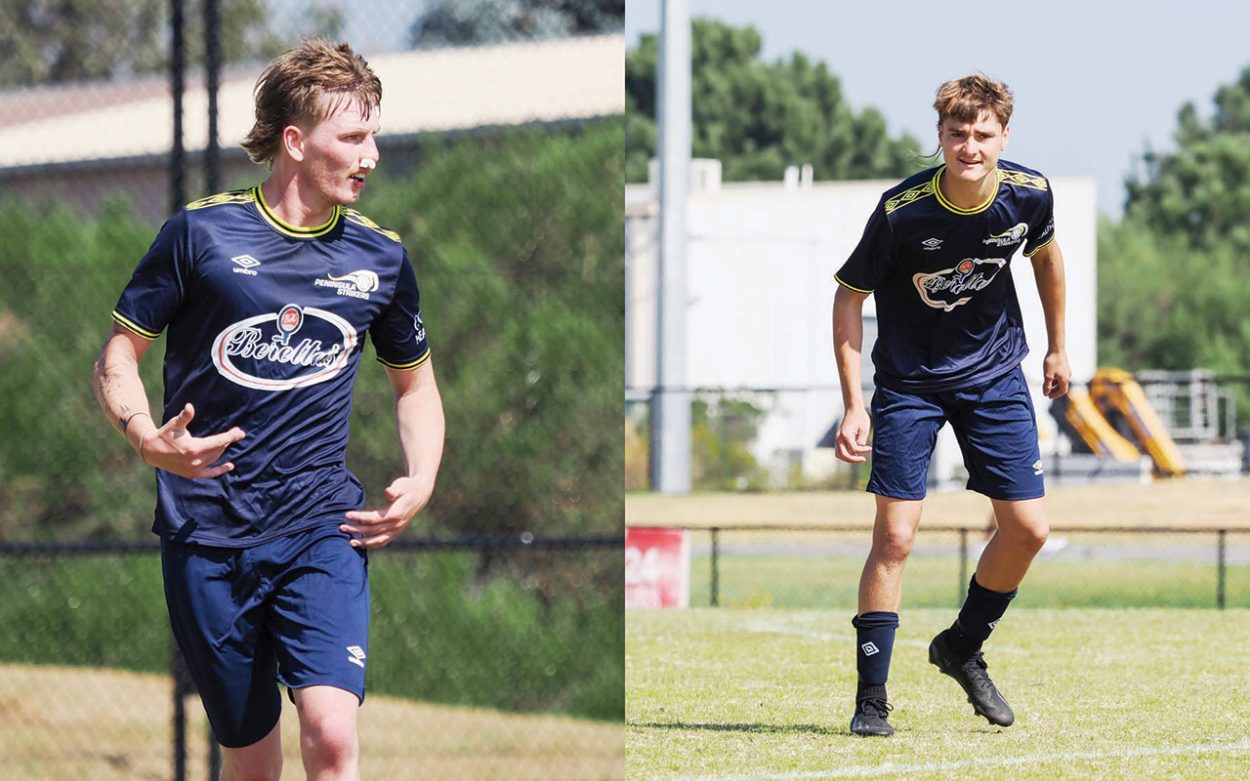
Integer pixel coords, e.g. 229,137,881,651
1002,124,1010,150
281,124,306,162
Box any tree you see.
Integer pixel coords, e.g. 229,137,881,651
0,0,344,86
1124,66,1250,254
626,19,921,183
350,121,624,536
409,0,623,48
1098,213,1250,411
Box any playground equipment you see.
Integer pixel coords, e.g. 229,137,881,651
1055,368,1186,476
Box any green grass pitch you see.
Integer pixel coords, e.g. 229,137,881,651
627,608,1250,779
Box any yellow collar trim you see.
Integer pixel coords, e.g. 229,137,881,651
932,166,999,216
253,185,341,238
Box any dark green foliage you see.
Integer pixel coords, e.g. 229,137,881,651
370,550,622,718
410,0,623,48
0,121,622,540
626,19,921,183
1102,68,1250,397
351,122,625,536
1125,67,1250,254
690,397,767,491
0,549,623,720
0,197,162,540
0,0,299,86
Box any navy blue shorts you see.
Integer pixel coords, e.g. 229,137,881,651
161,527,370,748
867,366,1044,501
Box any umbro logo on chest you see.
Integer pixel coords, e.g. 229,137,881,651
231,254,261,276
921,238,943,251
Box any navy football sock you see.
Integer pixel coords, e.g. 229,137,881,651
949,575,1016,656
852,611,899,696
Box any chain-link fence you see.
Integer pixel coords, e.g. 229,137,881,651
1,536,622,780
1,1,625,777
626,525,1250,611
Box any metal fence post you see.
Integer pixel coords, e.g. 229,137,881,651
1217,529,1227,610
710,527,720,607
204,0,221,195
171,635,190,781
169,0,186,215
958,527,969,604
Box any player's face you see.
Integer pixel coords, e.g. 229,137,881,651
938,112,1009,184
299,96,381,208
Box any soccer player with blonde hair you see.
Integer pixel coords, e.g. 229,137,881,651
834,73,1069,736
93,39,444,778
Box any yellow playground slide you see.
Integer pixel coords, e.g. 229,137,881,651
1062,386,1141,462
1088,368,1186,476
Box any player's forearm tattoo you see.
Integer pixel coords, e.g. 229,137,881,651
120,410,151,434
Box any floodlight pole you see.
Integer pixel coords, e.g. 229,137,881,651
650,0,692,494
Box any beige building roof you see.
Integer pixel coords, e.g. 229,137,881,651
0,34,624,170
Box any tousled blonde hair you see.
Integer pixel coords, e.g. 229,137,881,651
933,73,1012,130
241,38,382,166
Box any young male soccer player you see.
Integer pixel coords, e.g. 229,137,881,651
832,74,1070,737
91,39,445,778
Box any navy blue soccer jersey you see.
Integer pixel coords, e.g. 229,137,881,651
112,186,430,546
836,160,1055,393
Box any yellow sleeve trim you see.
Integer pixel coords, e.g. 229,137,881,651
112,311,161,340
835,275,873,295
377,349,431,371
1024,234,1056,257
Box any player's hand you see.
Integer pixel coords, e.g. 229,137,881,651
340,475,434,549
138,403,246,479
1042,351,1071,399
835,406,873,463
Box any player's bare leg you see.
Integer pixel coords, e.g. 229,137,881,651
858,496,924,612
295,685,361,781
220,720,282,781
976,498,1049,590
850,496,923,736
929,497,1049,727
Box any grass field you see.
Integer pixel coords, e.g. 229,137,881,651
626,479,1250,778
626,608,1250,780
686,548,1250,609
0,664,623,781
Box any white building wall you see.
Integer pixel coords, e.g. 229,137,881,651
626,166,1098,487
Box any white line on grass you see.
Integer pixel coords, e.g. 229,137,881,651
739,617,1025,654
674,739,1250,780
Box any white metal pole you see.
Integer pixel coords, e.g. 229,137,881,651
651,0,692,493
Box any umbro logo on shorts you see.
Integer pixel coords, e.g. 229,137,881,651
988,619,1001,630
347,645,367,668
861,642,880,656
1032,459,1044,476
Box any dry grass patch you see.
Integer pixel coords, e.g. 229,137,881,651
626,477,1250,531
0,664,621,780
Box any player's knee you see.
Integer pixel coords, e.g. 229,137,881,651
1006,518,1049,553
875,524,916,565
1025,520,1050,551
301,717,359,771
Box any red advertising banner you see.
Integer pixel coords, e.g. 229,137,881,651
625,527,690,609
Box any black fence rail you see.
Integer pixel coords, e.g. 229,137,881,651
1,534,623,781
629,524,1250,611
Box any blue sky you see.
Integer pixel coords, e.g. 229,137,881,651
626,0,1250,219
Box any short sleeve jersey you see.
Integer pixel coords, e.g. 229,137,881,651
835,161,1056,393
112,186,431,546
